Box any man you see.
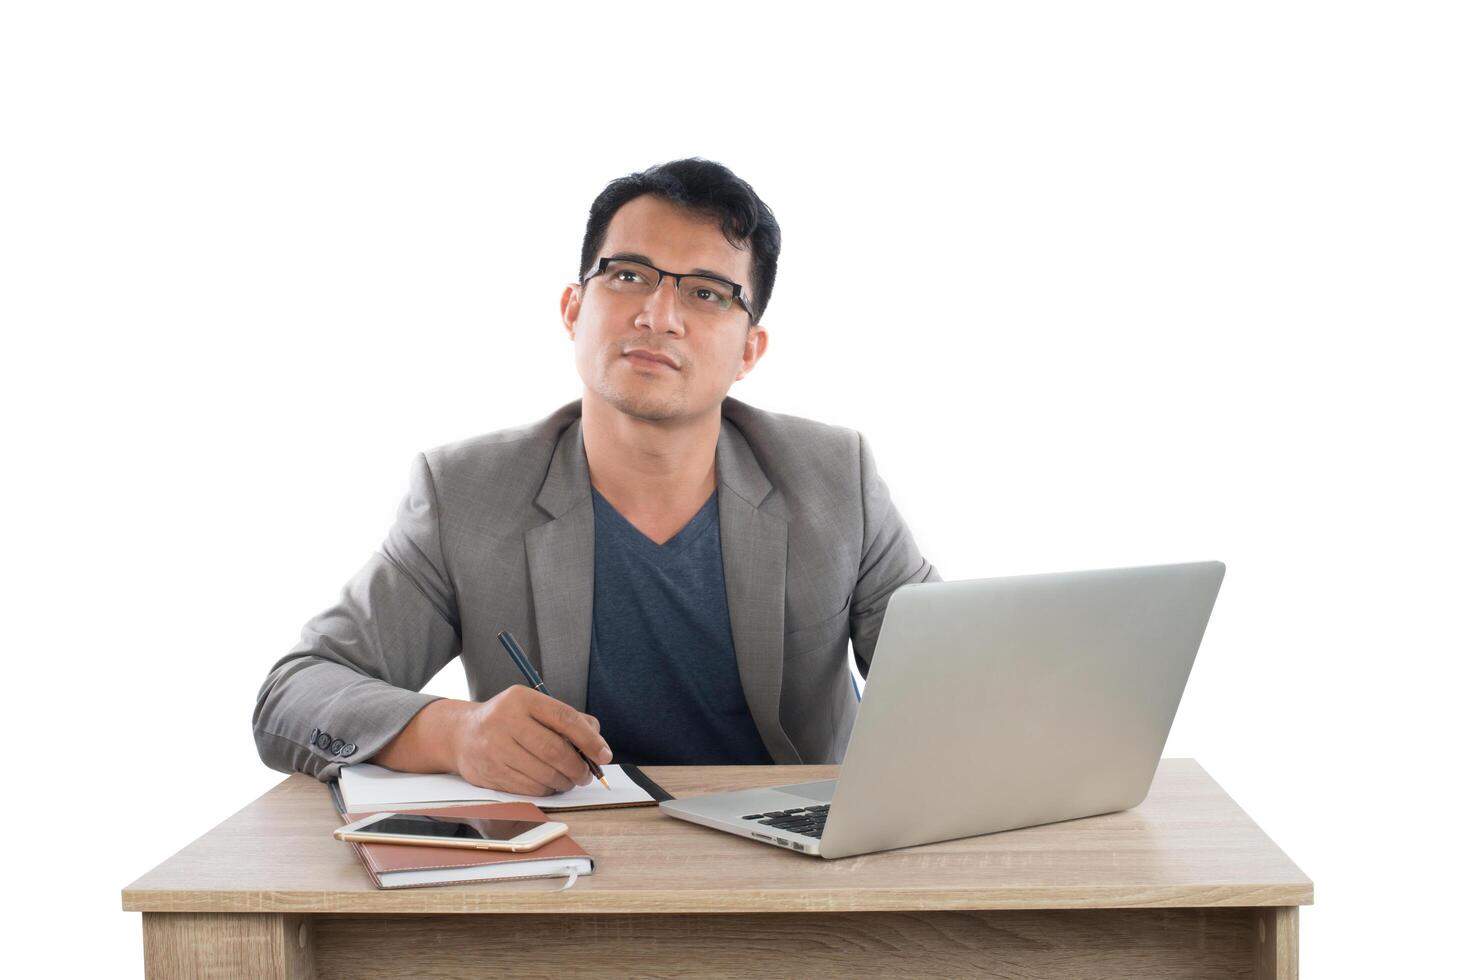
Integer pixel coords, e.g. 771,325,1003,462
252,158,939,796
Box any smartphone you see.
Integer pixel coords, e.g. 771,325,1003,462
334,812,569,852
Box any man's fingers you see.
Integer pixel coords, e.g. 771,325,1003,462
515,720,587,785
498,764,557,797
528,693,613,764
521,721,592,787
504,739,574,794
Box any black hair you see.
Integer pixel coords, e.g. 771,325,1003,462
578,158,781,324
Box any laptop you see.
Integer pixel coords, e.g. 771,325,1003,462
660,561,1226,858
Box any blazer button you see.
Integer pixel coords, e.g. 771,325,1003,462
330,738,345,754
315,731,332,750
310,728,321,743
341,743,357,758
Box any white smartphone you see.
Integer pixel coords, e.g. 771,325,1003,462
334,812,569,852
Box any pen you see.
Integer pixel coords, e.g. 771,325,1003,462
496,629,611,791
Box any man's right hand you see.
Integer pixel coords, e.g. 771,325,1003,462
446,686,613,796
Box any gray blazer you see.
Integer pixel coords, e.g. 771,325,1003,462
252,397,940,780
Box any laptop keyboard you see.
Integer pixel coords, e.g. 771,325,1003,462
741,804,830,838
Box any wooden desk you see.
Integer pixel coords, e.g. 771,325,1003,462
123,759,1311,979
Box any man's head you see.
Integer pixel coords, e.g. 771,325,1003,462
578,159,781,324
561,159,781,425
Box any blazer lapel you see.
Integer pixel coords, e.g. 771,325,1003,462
717,419,802,763
525,418,595,712
522,407,799,763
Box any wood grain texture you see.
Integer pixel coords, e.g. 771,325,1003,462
308,908,1267,979
123,759,1313,915
142,913,312,979
1255,906,1299,980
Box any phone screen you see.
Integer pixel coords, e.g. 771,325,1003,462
361,814,545,842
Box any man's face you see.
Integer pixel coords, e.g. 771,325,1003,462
561,194,768,425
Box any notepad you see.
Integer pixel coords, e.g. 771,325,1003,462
340,802,595,890
339,762,659,812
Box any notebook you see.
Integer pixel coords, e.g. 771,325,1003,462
337,762,670,813
339,801,594,889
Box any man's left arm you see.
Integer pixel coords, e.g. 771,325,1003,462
849,432,942,676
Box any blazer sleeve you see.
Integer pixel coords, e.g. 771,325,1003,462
251,453,463,781
849,432,942,677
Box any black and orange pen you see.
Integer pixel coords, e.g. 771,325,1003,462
496,629,610,790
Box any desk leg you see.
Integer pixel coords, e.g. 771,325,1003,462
142,912,315,980
1255,906,1299,980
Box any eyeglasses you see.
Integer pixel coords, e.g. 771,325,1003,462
580,257,755,321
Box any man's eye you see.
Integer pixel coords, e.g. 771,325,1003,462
614,270,642,283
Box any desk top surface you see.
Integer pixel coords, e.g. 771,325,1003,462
122,759,1311,914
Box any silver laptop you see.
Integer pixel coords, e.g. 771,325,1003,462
660,561,1225,858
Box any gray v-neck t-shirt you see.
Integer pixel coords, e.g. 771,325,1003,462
584,487,773,766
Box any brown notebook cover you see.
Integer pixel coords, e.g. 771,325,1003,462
341,802,595,890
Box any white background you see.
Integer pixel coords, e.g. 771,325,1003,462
3,2,1465,975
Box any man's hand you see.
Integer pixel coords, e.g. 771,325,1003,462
448,686,613,796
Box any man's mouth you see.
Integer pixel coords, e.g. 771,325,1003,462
622,348,681,370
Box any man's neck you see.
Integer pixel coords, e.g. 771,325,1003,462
580,394,720,527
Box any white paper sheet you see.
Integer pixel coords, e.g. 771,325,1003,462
339,762,654,812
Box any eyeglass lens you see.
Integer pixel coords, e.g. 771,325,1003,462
600,259,737,312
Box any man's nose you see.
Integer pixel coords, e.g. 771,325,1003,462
634,277,686,335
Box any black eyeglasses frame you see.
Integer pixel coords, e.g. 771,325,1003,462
580,256,755,321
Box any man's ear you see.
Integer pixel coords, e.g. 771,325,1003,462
734,323,769,381
560,284,582,340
